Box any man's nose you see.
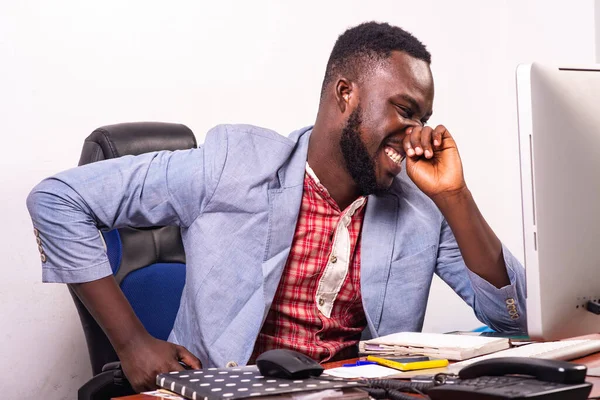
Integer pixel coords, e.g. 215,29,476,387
405,120,424,130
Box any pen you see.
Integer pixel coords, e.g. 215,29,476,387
366,355,449,371
342,361,377,367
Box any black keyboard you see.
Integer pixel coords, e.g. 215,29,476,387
427,375,593,399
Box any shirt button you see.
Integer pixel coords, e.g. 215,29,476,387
33,228,39,237
40,253,47,263
318,298,325,306
37,245,44,254
225,361,238,368
36,237,42,245
330,255,337,263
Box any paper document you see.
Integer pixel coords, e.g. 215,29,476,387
324,364,400,379
360,331,510,360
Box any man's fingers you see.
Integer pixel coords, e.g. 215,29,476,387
420,126,434,159
405,126,437,159
409,126,423,156
433,125,448,149
404,127,415,157
177,345,202,369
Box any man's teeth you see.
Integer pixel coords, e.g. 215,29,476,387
385,146,403,165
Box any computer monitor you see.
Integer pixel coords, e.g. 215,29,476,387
516,63,600,340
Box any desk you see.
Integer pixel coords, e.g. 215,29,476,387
115,334,600,399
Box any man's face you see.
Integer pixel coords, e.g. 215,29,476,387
339,51,434,194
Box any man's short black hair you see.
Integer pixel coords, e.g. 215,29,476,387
321,22,431,97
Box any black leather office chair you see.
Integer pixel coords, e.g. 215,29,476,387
69,122,197,400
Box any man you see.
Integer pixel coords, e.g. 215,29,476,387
27,22,526,392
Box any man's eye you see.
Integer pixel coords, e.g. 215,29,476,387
396,105,413,119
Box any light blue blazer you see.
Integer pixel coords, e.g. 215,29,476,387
27,124,526,368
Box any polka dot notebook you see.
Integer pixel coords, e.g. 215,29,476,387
156,365,365,399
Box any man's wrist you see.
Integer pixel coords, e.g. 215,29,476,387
431,185,472,214
112,326,151,354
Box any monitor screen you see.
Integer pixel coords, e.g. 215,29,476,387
516,63,600,340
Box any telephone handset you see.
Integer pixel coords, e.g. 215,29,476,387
427,357,592,400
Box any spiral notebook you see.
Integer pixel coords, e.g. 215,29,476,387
156,365,367,400
359,332,510,361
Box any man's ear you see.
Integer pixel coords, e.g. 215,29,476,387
335,78,357,114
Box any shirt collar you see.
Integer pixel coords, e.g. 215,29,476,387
305,162,366,215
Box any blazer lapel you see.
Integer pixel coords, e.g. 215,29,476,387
361,193,399,335
260,127,311,318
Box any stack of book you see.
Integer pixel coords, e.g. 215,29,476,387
156,365,369,399
359,332,510,361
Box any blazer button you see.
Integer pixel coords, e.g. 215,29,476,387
33,228,40,237
40,253,47,263
225,361,238,368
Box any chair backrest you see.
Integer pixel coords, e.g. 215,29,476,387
70,122,197,375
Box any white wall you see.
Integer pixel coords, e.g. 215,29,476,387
0,1,596,398
421,1,597,332
596,0,600,61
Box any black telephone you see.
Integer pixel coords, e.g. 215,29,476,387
426,357,592,400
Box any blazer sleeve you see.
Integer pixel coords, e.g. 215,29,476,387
434,218,527,332
26,125,228,284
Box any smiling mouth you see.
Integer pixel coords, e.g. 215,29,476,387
384,146,405,166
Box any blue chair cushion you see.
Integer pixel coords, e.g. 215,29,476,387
120,263,186,341
102,230,185,341
102,230,122,275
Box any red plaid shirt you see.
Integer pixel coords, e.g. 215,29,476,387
251,168,367,363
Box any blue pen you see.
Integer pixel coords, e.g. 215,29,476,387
342,361,377,367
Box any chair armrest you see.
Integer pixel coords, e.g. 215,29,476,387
78,362,134,400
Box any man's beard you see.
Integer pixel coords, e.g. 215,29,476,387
339,106,381,196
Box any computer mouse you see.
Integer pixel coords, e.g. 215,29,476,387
256,349,324,379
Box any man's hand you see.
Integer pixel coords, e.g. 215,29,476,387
118,334,202,393
403,124,467,201
70,276,203,393
402,124,510,288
